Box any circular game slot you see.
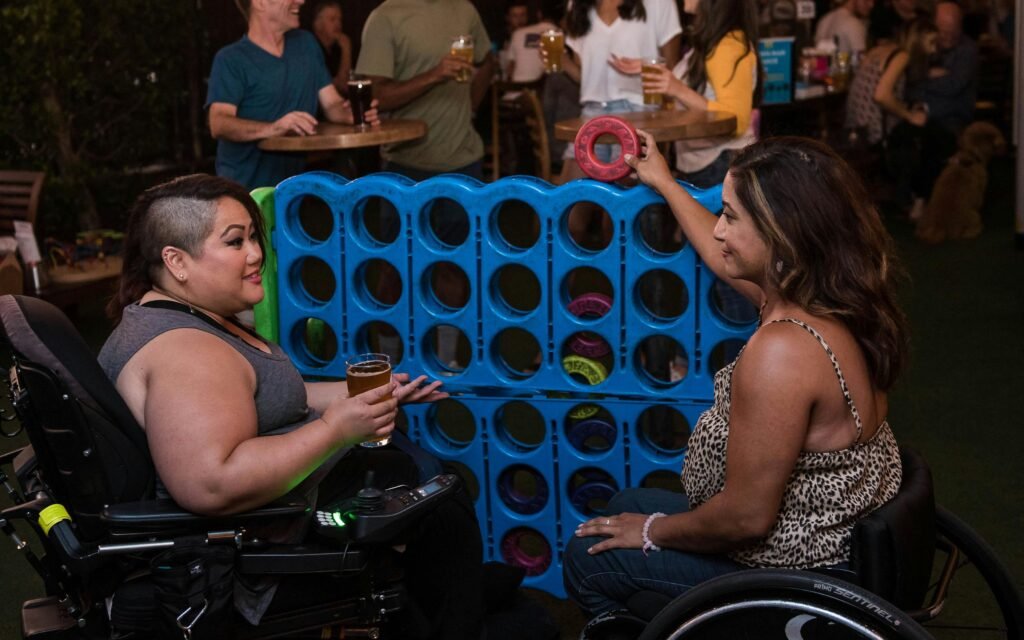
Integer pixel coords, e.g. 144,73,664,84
563,267,614,318
708,338,748,374
444,460,481,503
297,317,337,366
295,257,335,305
422,261,471,312
562,332,613,387
491,264,541,316
636,405,690,457
641,470,685,494
500,527,552,576
563,202,612,253
294,195,334,243
634,335,689,386
425,324,472,374
564,404,618,454
568,468,619,517
497,464,549,515
636,269,688,321
354,258,402,309
495,400,547,451
427,399,476,449
354,321,404,365
424,198,470,248
355,196,401,246
493,200,540,250
709,279,759,326
493,328,541,380
636,203,687,255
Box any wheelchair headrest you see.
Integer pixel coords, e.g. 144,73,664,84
0,295,153,501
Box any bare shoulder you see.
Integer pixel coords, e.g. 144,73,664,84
128,327,255,390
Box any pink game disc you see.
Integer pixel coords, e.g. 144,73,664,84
574,116,641,182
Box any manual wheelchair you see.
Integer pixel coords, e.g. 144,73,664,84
0,294,465,639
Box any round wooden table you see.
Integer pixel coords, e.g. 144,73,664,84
555,109,737,144
258,119,427,152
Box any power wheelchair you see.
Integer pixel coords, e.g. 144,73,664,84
579,450,1024,638
0,294,466,639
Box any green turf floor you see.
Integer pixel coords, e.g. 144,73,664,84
0,156,1020,639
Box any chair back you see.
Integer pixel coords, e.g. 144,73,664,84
850,447,936,610
0,294,154,540
0,170,45,234
517,88,552,183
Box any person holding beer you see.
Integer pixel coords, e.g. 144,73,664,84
551,0,683,182
611,0,761,187
310,0,352,95
206,0,379,190
100,174,485,639
356,0,495,182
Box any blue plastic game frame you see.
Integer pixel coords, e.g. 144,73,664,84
256,172,756,596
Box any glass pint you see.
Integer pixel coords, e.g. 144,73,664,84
450,35,474,83
539,28,564,73
345,353,393,448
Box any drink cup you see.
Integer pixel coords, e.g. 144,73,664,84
641,56,667,106
540,28,564,73
345,353,393,448
347,77,374,128
450,35,474,83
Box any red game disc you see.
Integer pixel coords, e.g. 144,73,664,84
574,115,641,182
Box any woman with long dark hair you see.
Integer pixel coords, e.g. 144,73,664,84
563,135,907,616
552,0,682,180
613,0,761,187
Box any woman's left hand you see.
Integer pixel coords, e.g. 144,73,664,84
393,372,448,405
575,512,648,554
608,54,643,75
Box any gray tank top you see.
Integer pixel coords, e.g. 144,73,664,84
99,302,313,436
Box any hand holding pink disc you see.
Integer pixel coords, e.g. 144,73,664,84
574,116,641,182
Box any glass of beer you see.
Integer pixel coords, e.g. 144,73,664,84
540,28,564,73
641,56,667,107
347,77,374,128
345,352,393,448
450,35,474,83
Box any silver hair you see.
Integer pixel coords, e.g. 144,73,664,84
141,195,219,279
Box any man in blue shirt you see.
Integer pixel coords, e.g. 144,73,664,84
915,1,978,133
206,0,378,189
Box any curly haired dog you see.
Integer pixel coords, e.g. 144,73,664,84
915,121,1006,243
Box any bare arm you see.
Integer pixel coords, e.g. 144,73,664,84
331,34,353,93
208,102,318,140
625,130,763,304
304,373,448,414
873,51,927,126
659,33,682,68
130,331,397,515
578,327,817,553
368,55,471,111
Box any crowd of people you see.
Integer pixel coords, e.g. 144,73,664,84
95,0,1011,636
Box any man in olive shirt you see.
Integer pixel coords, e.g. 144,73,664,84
356,0,494,185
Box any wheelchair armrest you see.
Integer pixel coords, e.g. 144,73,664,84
101,496,311,531
238,543,370,575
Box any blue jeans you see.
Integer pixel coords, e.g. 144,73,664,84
565,99,651,163
563,488,747,616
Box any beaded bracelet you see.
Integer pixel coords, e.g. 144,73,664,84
642,512,666,557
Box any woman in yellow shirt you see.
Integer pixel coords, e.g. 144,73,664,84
615,0,761,187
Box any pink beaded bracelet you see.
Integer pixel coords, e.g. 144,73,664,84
642,512,666,556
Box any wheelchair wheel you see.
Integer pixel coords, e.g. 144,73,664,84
637,569,933,640
917,506,1024,639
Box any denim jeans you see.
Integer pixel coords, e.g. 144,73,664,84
563,488,747,616
564,99,652,163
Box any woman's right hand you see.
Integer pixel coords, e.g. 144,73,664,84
323,382,399,444
624,129,674,194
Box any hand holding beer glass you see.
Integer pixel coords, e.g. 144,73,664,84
346,353,394,447
539,28,564,73
449,35,475,83
641,56,668,107
346,76,374,128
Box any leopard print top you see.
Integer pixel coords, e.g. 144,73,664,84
681,318,902,568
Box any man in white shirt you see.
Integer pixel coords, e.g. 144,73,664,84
815,0,875,54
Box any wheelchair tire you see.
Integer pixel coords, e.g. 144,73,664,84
921,506,1024,640
637,569,934,640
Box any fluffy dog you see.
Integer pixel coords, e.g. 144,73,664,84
915,121,1006,243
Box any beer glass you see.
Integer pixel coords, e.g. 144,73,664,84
345,353,393,448
450,35,474,83
347,77,374,128
641,56,667,106
539,28,564,74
